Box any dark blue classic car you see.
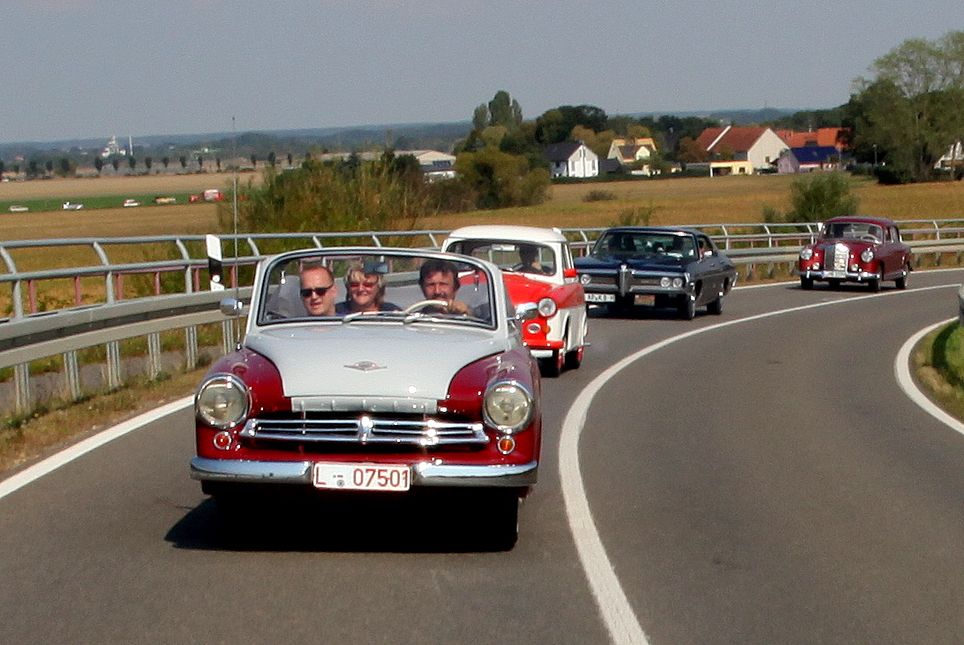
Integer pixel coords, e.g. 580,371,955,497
574,227,737,319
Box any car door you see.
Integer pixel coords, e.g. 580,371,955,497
695,233,725,303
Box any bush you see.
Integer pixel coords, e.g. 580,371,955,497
583,189,616,202
763,172,859,223
220,158,429,235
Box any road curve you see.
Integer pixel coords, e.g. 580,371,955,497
1,270,962,644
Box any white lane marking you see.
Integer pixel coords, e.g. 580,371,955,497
559,283,958,644
0,396,194,502
895,318,964,437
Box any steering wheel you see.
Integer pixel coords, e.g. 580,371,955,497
403,299,450,314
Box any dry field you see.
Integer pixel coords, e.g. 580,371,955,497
2,173,962,242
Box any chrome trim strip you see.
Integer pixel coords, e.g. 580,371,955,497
190,457,538,487
239,417,488,446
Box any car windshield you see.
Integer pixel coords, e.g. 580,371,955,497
823,222,883,242
257,251,495,328
594,231,697,259
445,240,557,276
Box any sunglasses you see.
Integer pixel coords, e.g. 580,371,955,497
300,285,333,298
348,280,378,289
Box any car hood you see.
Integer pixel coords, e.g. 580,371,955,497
575,254,687,271
502,273,555,303
245,323,503,403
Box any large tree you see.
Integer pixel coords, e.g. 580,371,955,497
848,30,964,182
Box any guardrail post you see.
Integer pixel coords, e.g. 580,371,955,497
147,333,162,379
106,341,121,390
185,326,198,369
27,280,37,314
14,364,31,414
63,351,81,401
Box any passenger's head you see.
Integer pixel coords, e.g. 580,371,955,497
343,262,386,312
299,262,336,316
519,244,539,267
419,259,460,301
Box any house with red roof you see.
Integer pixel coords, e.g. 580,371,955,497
695,125,789,173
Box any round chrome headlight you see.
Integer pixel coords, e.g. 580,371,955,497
672,277,684,288
659,277,671,288
537,297,557,317
579,273,591,285
860,248,875,263
800,248,814,260
483,381,533,433
195,374,250,429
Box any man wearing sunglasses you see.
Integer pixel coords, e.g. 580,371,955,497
299,263,337,316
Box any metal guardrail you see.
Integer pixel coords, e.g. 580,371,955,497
2,220,963,415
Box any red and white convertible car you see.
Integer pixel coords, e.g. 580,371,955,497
443,225,588,376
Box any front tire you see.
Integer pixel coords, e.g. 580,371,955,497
895,264,909,289
706,294,724,315
564,345,584,370
678,296,696,320
539,350,564,378
800,276,814,290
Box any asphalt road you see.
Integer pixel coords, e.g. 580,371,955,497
1,269,962,645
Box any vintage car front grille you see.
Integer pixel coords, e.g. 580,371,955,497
240,416,488,447
828,243,849,271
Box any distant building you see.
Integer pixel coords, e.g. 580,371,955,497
543,142,598,178
695,126,788,173
777,146,841,173
606,136,658,175
100,135,128,158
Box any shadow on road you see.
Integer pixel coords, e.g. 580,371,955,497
165,490,518,554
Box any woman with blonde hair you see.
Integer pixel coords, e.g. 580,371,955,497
335,261,400,315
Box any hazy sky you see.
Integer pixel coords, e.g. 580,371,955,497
1,0,961,143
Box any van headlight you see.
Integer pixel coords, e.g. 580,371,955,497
483,381,533,433
195,374,250,429
537,297,557,317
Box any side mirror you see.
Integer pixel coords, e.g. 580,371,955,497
514,302,539,321
220,297,245,317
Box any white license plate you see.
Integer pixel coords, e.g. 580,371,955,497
824,270,846,279
585,293,615,303
312,463,411,492
634,294,655,306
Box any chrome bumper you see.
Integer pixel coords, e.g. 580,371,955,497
802,269,878,282
190,457,538,488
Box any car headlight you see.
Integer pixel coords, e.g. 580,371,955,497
660,277,671,288
195,374,250,429
672,277,684,288
579,273,591,285
483,381,533,433
800,248,814,260
860,248,874,263
537,297,557,317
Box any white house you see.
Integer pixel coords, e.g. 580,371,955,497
397,149,457,181
695,126,789,172
543,142,598,178
935,141,963,170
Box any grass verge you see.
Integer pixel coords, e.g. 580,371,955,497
913,321,964,422
0,368,206,478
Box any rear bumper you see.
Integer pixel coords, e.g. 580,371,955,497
190,457,538,488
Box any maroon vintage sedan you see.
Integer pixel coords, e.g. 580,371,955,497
798,216,913,291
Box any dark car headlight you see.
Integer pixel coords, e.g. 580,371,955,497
195,374,250,429
579,273,592,285
483,381,533,433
